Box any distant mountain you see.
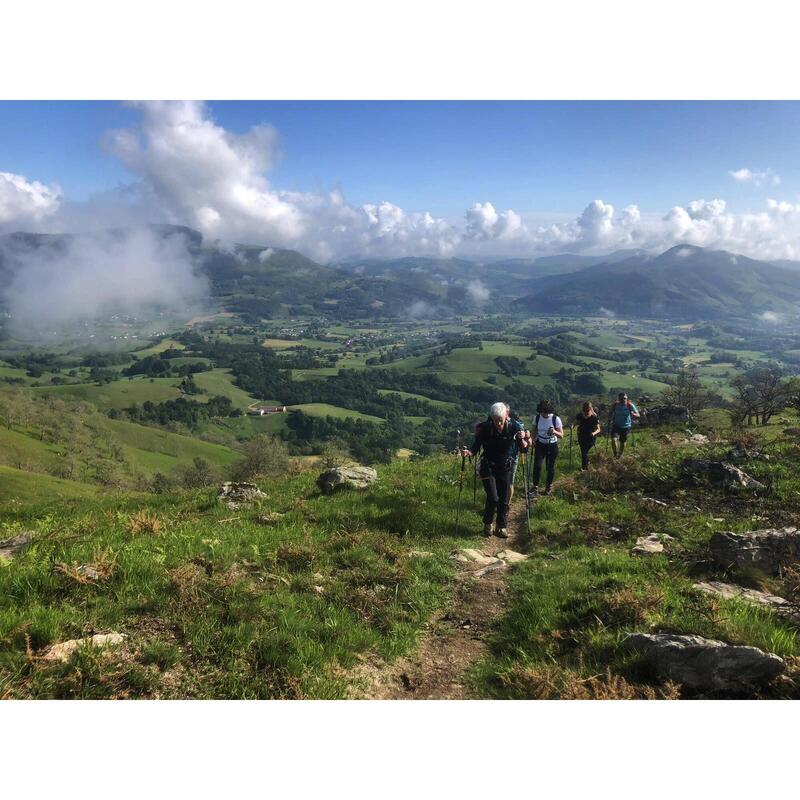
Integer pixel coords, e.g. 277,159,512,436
513,245,800,320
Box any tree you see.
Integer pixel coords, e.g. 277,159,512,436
660,367,716,413
729,365,789,426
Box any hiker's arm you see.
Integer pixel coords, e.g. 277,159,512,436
592,423,601,436
462,432,481,457
631,405,641,419
552,423,564,439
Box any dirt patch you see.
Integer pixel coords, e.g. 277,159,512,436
350,501,528,699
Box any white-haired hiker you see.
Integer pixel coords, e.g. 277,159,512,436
460,402,531,538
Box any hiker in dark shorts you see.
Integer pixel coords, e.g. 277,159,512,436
609,392,640,457
460,402,530,539
528,399,563,496
575,401,601,470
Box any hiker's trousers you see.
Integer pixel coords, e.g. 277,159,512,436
480,459,512,529
578,436,596,470
532,440,559,488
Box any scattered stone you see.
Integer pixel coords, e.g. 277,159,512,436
625,632,784,691
451,549,502,567
660,433,673,444
0,531,33,561
217,482,268,509
642,497,669,509
76,564,100,581
255,512,285,525
726,445,769,463
685,433,710,445
409,550,433,558
631,534,666,556
693,581,800,624
709,527,800,575
316,465,378,494
313,585,325,595
495,550,528,564
42,633,127,663
680,459,765,492
474,560,508,577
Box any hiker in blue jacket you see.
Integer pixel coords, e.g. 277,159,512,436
609,392,640,458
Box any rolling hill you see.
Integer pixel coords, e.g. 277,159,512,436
513,245,800,320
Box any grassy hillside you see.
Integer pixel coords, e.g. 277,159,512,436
2,421,800,699
0,464,99,505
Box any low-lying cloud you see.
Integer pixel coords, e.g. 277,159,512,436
3,228,207,334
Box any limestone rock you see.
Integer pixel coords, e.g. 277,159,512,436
451,549,501,567
693,581,800,623
685,433,710,445
409,550,433,558
680,459,765,492
642,496,669,509
625,632,784,691
496,550,528,564
0,531,33,561
632,534,665,556
316,465,377,494
42,633,127,663
709,527,800,575
217,482,268,509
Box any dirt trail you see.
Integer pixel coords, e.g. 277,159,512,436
351,499,529,699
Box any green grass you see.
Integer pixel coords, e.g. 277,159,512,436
0,457,474,699
0,465,99,504
286,403,385,423
32,377,185,410
378,389,455,409
192,369,257,408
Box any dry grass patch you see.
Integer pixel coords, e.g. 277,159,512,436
127,510,162,537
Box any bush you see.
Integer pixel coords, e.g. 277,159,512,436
232,435,290,481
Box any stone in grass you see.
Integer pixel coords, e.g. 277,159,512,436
631,533,674,556
409,550,433,558
496,550,528,564
693,581,800,624
451,549,502,567
680,459,765,492
0,532,33,561
709,527,800,576
316,465,378,494
625,632,784,691
217,482,269,509
255,512,285,525
42,633,127,663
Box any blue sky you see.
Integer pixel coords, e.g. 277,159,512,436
2,100,798,216
3,100,800,261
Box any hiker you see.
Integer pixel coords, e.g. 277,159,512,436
528,399,563,496
575,401,601,470
609,392,640,457
460,402,530,538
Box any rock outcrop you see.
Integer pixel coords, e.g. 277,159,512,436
42,633,127,663
0,532,33,561
693,581,800,623
639,404,691,427
316,465,377,494
680,459,765,492
625,632,784,691
631,533,674,556
217,482,269,509
709,527,800,575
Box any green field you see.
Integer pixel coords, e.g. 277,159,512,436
0,464,99,504
32,377,185,410
287,403,385,423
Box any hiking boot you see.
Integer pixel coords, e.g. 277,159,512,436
526,486,538,499
495,527,509,539
544,485,553,496
482,523,493,537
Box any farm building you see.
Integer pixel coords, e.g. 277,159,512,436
248,405,287,416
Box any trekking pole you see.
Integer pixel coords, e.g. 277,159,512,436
569,424,573,468
455,450,466,536
472,456,477,508
520,450,531,534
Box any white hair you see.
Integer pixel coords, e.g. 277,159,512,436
490,402,508,420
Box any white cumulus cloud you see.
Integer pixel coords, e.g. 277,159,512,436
0,171,62,229
729,167,781,187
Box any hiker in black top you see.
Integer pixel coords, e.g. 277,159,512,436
461,402,530,539
574,401,601,470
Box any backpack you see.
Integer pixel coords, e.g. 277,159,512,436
534,412,560,442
